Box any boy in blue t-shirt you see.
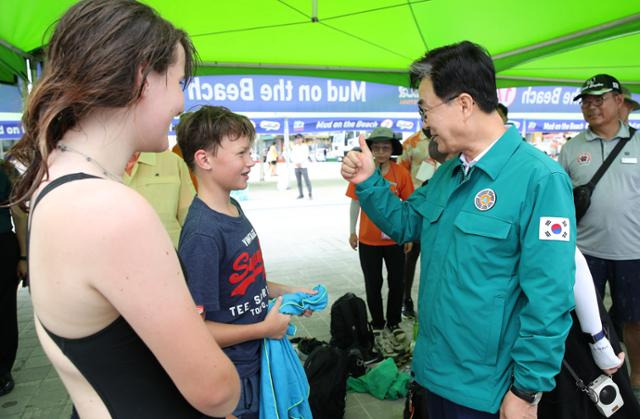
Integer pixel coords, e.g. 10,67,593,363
177,106,314,419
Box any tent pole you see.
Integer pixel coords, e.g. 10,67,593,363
277,118,291,191
493,14,640,71
25,58,33,94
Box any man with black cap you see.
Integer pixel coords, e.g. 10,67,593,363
559,74,640,398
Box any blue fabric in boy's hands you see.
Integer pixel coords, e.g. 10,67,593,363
277,284,328,335
278,284,329,316
260,284,328,419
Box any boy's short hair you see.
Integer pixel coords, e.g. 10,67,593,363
176,106,256,170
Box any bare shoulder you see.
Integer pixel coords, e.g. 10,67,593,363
33,178,169,256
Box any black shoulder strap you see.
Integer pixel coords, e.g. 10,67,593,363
31,173,101,213
27,173,102,276
587,127,636,189
561,359,589,392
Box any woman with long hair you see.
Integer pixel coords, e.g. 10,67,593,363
8,1,240,417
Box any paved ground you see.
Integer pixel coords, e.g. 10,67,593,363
2,162,414,418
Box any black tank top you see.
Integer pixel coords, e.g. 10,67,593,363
31,173,211,418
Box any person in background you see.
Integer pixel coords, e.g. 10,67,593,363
397,128,439,319
347,127,414,359
538,248,640,418
559,74,640,401
0,160,27,397
290,133,313,199
620,86,639,125
267,143,279,176
497,103,509,124
7,1,240,416
124,149,195,248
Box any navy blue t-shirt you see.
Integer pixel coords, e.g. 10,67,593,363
178,196,268,378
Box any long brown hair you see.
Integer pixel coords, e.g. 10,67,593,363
8,0,195,206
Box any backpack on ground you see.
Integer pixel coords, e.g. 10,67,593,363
304,344,349,419
330,293,374,354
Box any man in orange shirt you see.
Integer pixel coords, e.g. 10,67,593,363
347,127,414,358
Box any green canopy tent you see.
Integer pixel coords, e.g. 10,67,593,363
1,0,639,89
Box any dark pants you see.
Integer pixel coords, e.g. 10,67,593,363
425,388,498,419
404,241,420,304
584,255,640,323
294,167,312,197
358,242,404,329
0,231,20,376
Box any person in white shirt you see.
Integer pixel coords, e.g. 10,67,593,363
291,134,313,199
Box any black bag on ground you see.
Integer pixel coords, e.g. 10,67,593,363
572,127,635,223
330,292,374,353
304,344,349,419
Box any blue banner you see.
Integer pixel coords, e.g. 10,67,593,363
289,117,419,133
0,120,24,139
185,75,418,113
168,117,288,135
498,86,640,114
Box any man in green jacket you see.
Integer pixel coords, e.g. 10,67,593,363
340,41,576,418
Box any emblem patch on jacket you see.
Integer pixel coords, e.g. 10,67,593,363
474,188,496,211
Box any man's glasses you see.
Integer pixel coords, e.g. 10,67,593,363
579,93,615,108
418,94,460,122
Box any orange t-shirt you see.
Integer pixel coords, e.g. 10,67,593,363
346,161,414,246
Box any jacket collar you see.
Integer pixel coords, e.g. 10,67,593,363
451,126,522,181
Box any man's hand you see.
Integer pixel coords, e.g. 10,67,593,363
500,390,538,419
340,135,375,184
349,233,358,250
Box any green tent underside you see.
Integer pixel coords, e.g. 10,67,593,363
1,1,639,90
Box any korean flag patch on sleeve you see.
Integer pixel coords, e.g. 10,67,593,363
539,217,570,241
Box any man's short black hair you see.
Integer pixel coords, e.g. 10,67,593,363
409,41,499,114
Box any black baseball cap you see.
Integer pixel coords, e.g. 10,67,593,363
574,74,622,101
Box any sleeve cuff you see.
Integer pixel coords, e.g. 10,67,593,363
355,169,384,192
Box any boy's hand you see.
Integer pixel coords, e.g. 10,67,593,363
262,297,291,339
341,135,375,184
